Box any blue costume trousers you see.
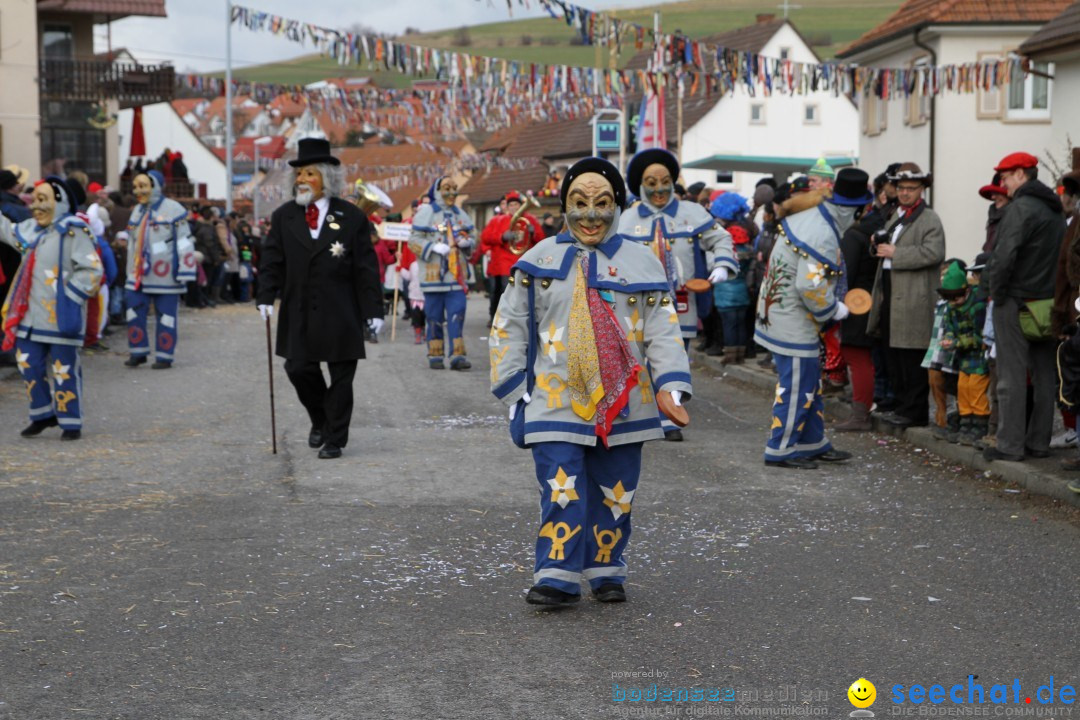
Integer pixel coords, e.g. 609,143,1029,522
126,289,179,362
764,353,832,462
16,338,83,430
530,441,642,595
423,289,467,366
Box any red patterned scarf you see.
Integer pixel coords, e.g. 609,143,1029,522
1,250,35,352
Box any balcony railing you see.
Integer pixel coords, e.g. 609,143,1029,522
40,59,175,108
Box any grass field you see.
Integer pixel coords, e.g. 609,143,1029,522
224,0,900,87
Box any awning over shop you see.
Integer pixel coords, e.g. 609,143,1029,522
683,154,858,177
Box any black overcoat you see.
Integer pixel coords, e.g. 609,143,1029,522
257,198,384,362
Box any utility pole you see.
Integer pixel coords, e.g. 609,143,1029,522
225,0,234,214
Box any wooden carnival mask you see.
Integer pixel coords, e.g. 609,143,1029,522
295,165,324,204
566,172,616,246
30,184,57,227
642,162,674,209
132,173,154,206
438,178,459,207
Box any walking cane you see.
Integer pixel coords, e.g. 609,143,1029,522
390,239,403,342
265,314,277,455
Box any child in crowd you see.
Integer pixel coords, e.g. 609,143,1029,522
926,260,963,441
938,261,990,445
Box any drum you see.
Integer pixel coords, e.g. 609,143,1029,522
845,288,872,315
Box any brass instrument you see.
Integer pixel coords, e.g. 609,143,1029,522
352,178,382,215
507,195,541,255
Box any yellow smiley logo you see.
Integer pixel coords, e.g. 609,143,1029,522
848,678,877,709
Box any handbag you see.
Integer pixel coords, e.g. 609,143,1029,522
1019,298,1054,342
509,277,537,449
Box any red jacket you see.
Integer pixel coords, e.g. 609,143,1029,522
480,211,544,276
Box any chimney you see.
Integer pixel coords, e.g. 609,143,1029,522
757,13,776,23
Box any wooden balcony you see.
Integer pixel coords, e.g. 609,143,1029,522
40,59,175,109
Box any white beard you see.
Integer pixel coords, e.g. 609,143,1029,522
295,186,314,206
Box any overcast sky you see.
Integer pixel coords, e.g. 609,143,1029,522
98,0,679,73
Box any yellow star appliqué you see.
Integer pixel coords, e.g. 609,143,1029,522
601,481,635,519
15,351,30,371
490,312,509,346
539,322,565,363
624,308,644,343
44,266,59,289
51,359,71,385
546,467,580,509
329,241,346,258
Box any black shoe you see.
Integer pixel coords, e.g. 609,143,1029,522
705,345,724,357
1025,447,1050,459
664,429,684,442
884,414,926,428
525,585,581,608
20,417,59,437
124,356,147,367
61,429,81,441
450,357,472,371
983,446,1023,463
151,361,172,370
318,444,342,459
308,427,324,449
429,358,445,370
812,449,852,462
765,457,819,470
592,583,627,603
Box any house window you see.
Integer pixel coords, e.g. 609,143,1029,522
750,103,766,125
1007,61,1052,120
779,47,791,60
863,92,886,137
976,52,1005,119
41,24,74,60
715,171,734,184
804,104,820,124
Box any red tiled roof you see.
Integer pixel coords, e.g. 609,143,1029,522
171,98,202,118
1021,0,1080,56
461,164,552,206
37,0,166,18
838,0,1074,58
209,136,287,162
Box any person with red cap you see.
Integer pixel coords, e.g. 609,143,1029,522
983,152,1067,462
480,190,543,327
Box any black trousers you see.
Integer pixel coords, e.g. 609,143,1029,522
284,358,358,448
489,275,509,321
880,270,930,424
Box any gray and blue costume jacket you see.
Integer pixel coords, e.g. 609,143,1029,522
0,213,103,347
617,198,736,339
408,201,476,293
754,196,844,358
124,178,196,295
490,231,692,447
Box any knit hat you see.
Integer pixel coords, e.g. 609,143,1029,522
938,261,968,298
808,158,835,179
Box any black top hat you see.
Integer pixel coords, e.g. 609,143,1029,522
626,148,680,195
0,169,17,191
288,137,340,167
561,157,626,212
829,168,874,207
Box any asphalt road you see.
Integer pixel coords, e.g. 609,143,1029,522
0,298,1077,720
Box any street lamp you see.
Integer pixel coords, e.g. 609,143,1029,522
253,136,272,224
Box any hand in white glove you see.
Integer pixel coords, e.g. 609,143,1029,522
258,304,273,319
432,242,451,256
834,302,851,321
708,267,729,284
671,390,683,407
508,391,532,421
369,318,385,335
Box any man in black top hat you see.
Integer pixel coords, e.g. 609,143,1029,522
257,138,385,459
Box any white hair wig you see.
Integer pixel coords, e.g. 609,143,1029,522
290,162,346,199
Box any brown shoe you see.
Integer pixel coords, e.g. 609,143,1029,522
833,402,872,432
1061,457,1080,472
720,348,738,365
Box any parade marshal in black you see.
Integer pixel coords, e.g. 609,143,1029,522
258,198,383,362
257,138,384,457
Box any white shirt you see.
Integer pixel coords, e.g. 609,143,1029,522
309,196,330,239
883,217,904,271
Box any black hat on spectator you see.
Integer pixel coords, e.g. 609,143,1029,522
687,181,706,198
0,170,18,191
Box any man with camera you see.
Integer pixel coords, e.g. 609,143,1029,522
866,163,945,429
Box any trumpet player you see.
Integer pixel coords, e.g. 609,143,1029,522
408,176,476,370
480,191,543,327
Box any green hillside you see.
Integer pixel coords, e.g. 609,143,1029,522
224,0,899,86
